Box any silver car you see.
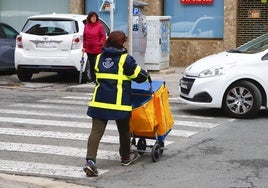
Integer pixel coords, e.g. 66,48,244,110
0,22,18,73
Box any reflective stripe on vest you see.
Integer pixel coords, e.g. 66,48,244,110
89,54,132,111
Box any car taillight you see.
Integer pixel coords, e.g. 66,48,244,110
72,35,82,50
16,35,23,48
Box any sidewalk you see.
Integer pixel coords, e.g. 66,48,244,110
0,173,92,188
0,67,185,188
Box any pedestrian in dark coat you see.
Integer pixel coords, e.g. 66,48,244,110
83,30,149,177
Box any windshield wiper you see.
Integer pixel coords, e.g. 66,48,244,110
227,48,242,53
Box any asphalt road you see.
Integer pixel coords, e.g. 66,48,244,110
1,69,268,187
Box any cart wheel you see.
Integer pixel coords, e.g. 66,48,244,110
151,143,162,162
159,140,164,154
137,138,146,155
131,137,136,145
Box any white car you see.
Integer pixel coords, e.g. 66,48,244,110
179,33,268,118
15,13,110,82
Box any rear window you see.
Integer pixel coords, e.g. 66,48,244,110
22,19,79,36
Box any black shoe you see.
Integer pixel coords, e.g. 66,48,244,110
121,151,140,166
83,160,98,177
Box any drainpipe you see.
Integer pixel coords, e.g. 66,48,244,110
110,0,114,32
129,0,133,55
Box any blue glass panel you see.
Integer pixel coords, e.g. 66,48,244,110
85,0,128,34
164,0,224,38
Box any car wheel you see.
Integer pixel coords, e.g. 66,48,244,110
222,81,262,119
17,69,33,81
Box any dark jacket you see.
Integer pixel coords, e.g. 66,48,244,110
87,47,148,120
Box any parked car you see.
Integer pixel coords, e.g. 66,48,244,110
179,33,268,119
0,22,18,73
15,13,110,82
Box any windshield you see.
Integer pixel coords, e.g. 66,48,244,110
229,33,268,54
22,19,78,36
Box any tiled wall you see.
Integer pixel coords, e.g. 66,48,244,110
237,0,268,46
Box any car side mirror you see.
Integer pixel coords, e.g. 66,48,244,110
261,53,268,61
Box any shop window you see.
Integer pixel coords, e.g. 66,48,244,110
164,0,224,39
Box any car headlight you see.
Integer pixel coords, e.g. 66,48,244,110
198,65,231,78
199,67,224,77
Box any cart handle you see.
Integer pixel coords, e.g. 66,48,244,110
148,74,152,83
148,74,152,91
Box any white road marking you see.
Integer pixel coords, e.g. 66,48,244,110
39,99,86,105
0,116,101,128
10,103,83,110
170,129,198,137
172,114,214,120
62,96,92,100
174,120,219,128
0,142,119,161
0,109,87,119
168,97,180,101
0,159,108,178
0,116,199,138
0,94,228,179
0,128,174,145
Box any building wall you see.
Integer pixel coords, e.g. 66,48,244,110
140,0,238,67
69,0,84,14
69,0,239,67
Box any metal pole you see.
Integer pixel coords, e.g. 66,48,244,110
129,0,133,55
110,0,114,32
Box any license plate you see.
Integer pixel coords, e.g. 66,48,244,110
35,41,57,48
180,83,188,89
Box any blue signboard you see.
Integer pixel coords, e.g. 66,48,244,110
133,7,140,15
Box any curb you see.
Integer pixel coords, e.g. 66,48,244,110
66,83,95,93
0,173,92,188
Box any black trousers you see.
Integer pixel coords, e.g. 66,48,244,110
86,53,98,81
86,118,131,163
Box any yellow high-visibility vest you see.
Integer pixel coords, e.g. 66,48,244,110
89,53,141,111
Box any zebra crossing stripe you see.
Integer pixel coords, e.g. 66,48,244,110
0,159,108,178
0,116,103,129
9,103,216,121
174,120,219,129
0,142,120,161
0,128,174,145
170,129,198,137
168,97,180,101
39,99,86,105
0,109,87,119
63,96,92,100
0,116,198,138
10,103,82,110
172,114,214,120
